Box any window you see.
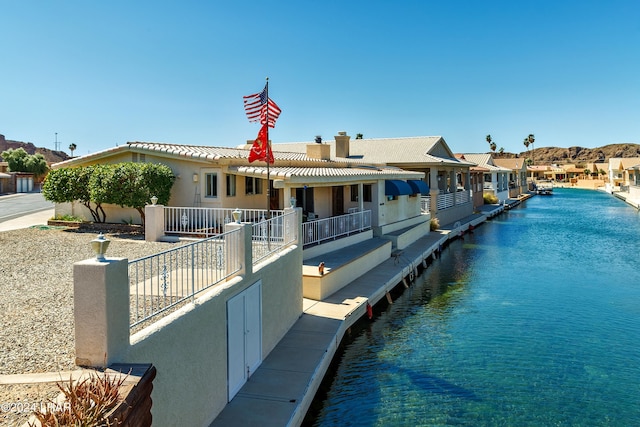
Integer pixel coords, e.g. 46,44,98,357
226,175,236,197
131,153,145,162
245,177,263,195
363,184,372,202
350,184,358,202
205,173,218,198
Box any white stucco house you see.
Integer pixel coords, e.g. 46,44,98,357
50,141,428,236
459,153,512,203
271,132,476,226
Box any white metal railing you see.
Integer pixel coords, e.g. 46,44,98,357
303,210,371,247
252,210,297,264
420,196,431,214
129,228,242,328
437,192,454,210
456,190,471,205
164,207,284,236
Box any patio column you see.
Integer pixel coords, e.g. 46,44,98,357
429,168,439,215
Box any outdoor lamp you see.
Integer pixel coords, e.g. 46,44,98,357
290,197,296,208
150,195,158,205
232,208,242,223
91,233,110,261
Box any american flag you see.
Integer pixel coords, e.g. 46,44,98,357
243,85,282,128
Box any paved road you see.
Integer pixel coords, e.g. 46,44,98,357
0,192,54,223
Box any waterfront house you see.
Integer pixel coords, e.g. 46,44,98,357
459,153,511,204
272,132,476,226
608,157,640,188
455,154,487,211
492,158,528,198
51,142,426,234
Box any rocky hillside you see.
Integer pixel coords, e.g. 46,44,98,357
0,134,69,164
499,143,640,165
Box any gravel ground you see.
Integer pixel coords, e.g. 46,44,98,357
0,225,186,426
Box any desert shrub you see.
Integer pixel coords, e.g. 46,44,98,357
483,193,499,204
30,371,128,426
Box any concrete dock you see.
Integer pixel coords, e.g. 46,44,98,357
210,205,504,427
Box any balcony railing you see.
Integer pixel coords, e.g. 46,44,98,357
129,228,242,329
303,210,371,247
252,210,297,265
164,207,284,237
437,190,471,210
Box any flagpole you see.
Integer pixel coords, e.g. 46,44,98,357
265,77,271,248
265,77,271,221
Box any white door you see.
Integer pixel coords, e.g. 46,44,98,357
227,294,245,400
244,283,262,375
227,280,262,401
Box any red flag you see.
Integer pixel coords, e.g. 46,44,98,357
248,124,274,164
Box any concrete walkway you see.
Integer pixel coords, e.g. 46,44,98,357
210,207,504,427
0,208,54,232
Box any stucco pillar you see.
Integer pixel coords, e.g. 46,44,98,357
74,257,129,367
145,204,165,242
429,168,439,215
225,222,251,277
284,207,302,246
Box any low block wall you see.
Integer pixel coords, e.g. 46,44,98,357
303,240,391,300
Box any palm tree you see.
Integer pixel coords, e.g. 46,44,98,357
486,134,496,153
69,143,77,157
527,134,535,164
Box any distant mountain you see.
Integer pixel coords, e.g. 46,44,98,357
496,143,640,165
0,134,70,164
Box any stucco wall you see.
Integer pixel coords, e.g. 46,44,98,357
120,241,302,427
435,201,474,226
73,213,304,427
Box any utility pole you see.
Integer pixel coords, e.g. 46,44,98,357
54,133,61,151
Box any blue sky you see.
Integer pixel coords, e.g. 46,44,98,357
2,0,639,156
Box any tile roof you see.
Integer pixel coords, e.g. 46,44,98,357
611,157,640,170
229,165,424,182
492,158,527,170
53,142,371,168
272,136,473,167
461,153,511,172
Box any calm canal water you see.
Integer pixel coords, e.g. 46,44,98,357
309,188,640,426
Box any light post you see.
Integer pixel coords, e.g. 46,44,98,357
90,233,110,261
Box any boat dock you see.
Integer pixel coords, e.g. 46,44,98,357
210,205,505,427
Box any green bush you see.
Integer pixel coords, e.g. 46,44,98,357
53,214,85,222
483,193,499,204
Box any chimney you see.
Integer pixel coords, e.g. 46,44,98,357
306,143,331,160
335,131,350,158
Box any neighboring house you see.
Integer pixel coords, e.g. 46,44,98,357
271,132,476,226
624,163,640,201
608,157,640,187
459,153,511,204
51,142,427,236
527,165,550,181
586,162,608,180
492,158,528,198
455,154,486,211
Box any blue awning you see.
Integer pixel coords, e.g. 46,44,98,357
385,180,413,196
407,180,429,195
